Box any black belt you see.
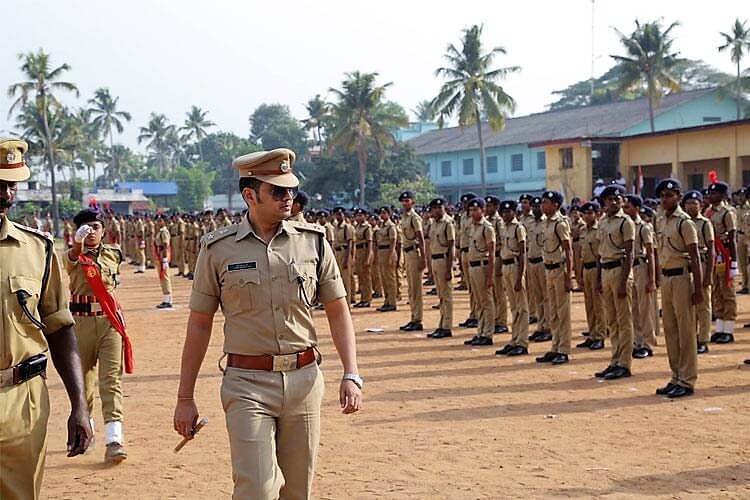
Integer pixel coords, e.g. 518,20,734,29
431,252,448,259
495,251,501,257
469,260,488,267
572,237,580,243
403,245,416,253
0,354,47,388
633,257,644,266
601,260,621,270
544,262,561,270
460,247,469,253
662,267,690,277
377,244,391,250
583,261,597,270
501,258,515,266
355,242,368,249
334,245,349,251
528,256,543,265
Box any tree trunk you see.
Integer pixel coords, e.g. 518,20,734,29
198,139,204,162
109,128,116,184
737,60,741,121
41,104,60,236
475,113,487,196
647,76,656,133
357,140,367,206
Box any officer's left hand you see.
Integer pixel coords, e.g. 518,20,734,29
340,380,362,414
418,257,426,271
66,408,93,457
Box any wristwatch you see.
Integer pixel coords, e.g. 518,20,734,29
342,373,363,389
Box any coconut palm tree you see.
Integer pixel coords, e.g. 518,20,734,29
431,25,519,195
302,94,329,147
611,19,681,132
138,113,173,174
719,18,750,119
180,105,215,161
87,88,131,180
328,72,408,205
412,100,435,122
7,49,79,234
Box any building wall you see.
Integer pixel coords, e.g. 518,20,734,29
544,142,593,201
623,91,738,136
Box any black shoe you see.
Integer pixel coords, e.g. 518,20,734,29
595,365,615,378
471,336,493,346
529,316,538,324
714,333,734,344
697,342,709,354
353,301,363,308
459,319,479,328
431,304,440,309
710,332,723,343
156,302,173,309
429,329,452,339
602,366,632,380
528,331,542,341
738,287,749,295
455,284,468,291
372,292,382,298
551,353,569,365
377,304,397,312
494,325,509,334
745,359,750,365
426,288,437,296
581,330,590,337
745,323,750,328
536,351,557,363
589,339,605,350
464,336,480,345
495,344,514,356
399,322,413,331
186,272,194,280
423,279,434,286
403,322,424,332
134,270,145,274
577,338,594,349
666,385,694,398
534,331,552,342
656,382,678,395
632,347,649,359
507,346,528,356
359,301,371,308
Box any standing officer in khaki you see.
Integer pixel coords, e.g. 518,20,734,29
577,202,606,350
735,188,749,294
0,137,92,499
134,214,147,273
654,179,702,398
426,197,455,339
536,191,573,365
485,196,509,334
369,214,383,298
174,148,362,500
624,194,657,359
398,191,426,332
155,215,173,308
707,181,739,344
494,200,530,356
66,208,128,464
526,197,551,342
145,215,156,269
332,206,354,305
458,193,480,328
463,197,496,346
682,191,715,354
594,185,635,380
375,206,398,312
353,208,374,308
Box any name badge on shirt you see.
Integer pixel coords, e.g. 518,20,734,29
227,261,257,272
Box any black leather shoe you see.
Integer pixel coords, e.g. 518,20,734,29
581,331,590,337
595,365,614,378
632,347,648,359
156,302,173,309
710,332,723,343
455,284,468,291
697,342,709,354
494,325,509,334
464,336,480,345
534,331,552,342
576,338,594,349
602,366,632,380
507,346,528,356
423,279,434,286
360,301,371,308
529,316,538,324
589,339,605,350
353,301,363,308
551,353,569,365
495,344,514,355
426,288,437,295
745,323,750,328
403,322,424,332
666,385,694,398
400,322,414,331
377,304,397,312
429,329,452,339
738,287,749,295
471,336,493,346
745,359,750,365
656,382,677,395
536,351,556,363
528,331,542,341
714,333,734,344
372,292,382,298
461,319,479,328
432,303,440,309
458,318,473,327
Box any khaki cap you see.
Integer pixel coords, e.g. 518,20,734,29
0,137,31,182
232,148,299,188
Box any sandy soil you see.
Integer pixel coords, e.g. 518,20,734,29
41,261,750,499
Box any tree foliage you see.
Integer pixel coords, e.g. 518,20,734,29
249,104,307,154
174,163,215,212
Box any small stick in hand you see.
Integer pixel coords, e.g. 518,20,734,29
174,416,208,453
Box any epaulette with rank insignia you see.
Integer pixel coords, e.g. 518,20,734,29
286,219,326,235
202,225,238,246
14,220,53,242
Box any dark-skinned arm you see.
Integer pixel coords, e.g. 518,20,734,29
687,242,703,305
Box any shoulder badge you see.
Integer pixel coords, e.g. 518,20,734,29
288,220,325,235
14,220,53,242
202,225,238,247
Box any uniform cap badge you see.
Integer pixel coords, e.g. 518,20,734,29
279,160,290,173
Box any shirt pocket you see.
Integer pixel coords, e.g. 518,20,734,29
8,276,42,332
220,269,261,313
289,261,317,308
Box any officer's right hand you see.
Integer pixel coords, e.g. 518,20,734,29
174,399,199,439
66,408,93,457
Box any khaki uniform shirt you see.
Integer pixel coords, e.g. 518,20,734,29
520,212,535,230
633,217,654,259
400,209,423,251
499,218,526,260
332,221,353,252
487,213,504,256
1,217,74,369
135,220,145,239
692,214,714,254
597,209,635,263
526,216,546,260
375,220,397,250
580,223,600,263
428,214,455,255
468,217,495,261
710,201,737,244
354,222,373,247
65,245,122,295
289,212,305,223
323,222,335,245
740,206,750,239
189,217,346,356
656,206,698,269
542,212,571,264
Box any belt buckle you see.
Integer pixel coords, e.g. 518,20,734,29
272,353,298,372
91,303,103,313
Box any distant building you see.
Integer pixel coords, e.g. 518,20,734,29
84,187,150,214
394,121,439,142
407,88,739,203
113,181,178,208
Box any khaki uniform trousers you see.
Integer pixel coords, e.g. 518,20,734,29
738,233,748,288
469,264,495,338
371,258,383,296
545,266,571,354
354,251,372,302
404,249,423,322
171,236,182,268
661,271,698,388
582,266,605,341
696,261,712,344
188,245,198,274
601,267,634,369
335,251,353,304
160,262,173,295
527,261,548,332
632,263,656,348
502,262,529,347
0,376,49,500
461,251,478,320
76,317,124,423
431,255,453,330
396,254,405,301
221,363,324,500
376,250,397,307
137,244,146,268
145,238,155,266
493,264,508,327
712,265,737,321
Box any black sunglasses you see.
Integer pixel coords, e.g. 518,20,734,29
269,185,298,201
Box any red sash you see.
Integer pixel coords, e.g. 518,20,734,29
77,254,135,373
154,243,171,280
714,238,733,288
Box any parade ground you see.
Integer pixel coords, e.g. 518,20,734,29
42,262,750,499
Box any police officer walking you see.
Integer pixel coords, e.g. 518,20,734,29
174,148,362,499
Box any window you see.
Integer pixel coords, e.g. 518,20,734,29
463,158,474,175
440,160,452,177
486,156,498,173
688,174,703,190
702,116,721,123
536,151,546,170
511,154,523,171
560,147,573,169
744,170,750,185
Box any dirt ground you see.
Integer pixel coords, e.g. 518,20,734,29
41,261,750,499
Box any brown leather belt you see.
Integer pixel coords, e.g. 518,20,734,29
226,347,317,372
0,354,47,388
